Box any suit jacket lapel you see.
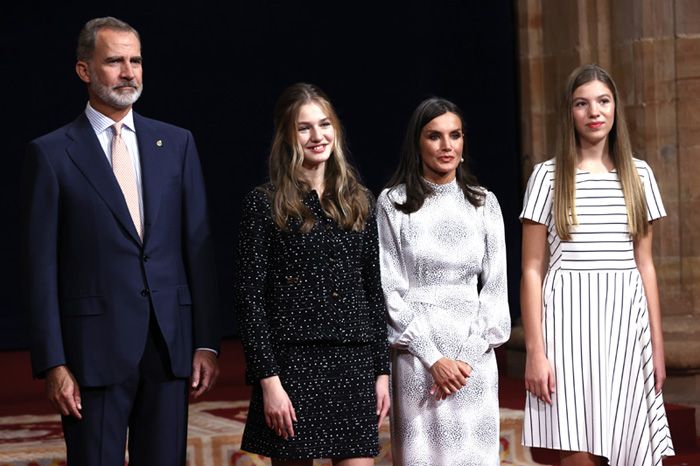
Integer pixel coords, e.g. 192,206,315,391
135,113,166,243
65,114,142,244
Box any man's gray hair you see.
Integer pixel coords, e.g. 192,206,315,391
76,16,139,62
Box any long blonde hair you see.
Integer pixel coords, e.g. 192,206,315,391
554,64,648,240
267,83,369,233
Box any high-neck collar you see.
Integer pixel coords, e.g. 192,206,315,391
424,177,460,195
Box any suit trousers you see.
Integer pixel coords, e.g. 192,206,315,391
61,313,189,466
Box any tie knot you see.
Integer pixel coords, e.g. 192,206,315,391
112,122,123,137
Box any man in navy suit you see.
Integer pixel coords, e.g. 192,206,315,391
21,16,221,465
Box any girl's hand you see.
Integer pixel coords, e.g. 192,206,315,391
525,352,555,404
652,347,666,394
375,374,390,428
260,376,297,439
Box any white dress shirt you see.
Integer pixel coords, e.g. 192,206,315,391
84,102,144,234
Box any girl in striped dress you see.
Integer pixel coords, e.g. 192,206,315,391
520,64,675,465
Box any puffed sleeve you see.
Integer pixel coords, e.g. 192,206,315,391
520,160,554,224
377,188,444,369
457,191,511,368
361,193,390,376
635,159,666,221
235,188,279,383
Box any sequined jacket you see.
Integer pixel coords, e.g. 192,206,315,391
235,185,390,384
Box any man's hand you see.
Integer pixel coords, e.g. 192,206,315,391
191,350,220,398
46,365,82,419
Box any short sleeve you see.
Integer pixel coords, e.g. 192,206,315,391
519,160,554,225
636,159,666,221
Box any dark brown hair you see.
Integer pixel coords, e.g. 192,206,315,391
386,97,484,213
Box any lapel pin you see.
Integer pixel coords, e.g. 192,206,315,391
156,139,163,147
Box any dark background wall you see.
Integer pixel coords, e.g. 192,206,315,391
1,2,522,349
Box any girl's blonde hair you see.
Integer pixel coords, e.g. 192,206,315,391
267,83,369,233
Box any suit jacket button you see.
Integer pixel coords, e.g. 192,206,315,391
141,289,150,297
142,255,150,262
286,276,299,285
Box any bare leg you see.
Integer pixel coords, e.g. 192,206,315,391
272,460,313,466
560,451,603,466
333,458,374,466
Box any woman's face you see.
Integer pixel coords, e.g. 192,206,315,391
296,102,334,168
419,111,464,184
572,79,615,148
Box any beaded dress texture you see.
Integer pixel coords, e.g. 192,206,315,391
377,180,511,466
236,186,389,459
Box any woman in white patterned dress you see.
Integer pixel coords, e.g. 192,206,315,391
520,64,675,465
377,97,511,466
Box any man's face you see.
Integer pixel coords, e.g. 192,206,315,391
78,28,143,112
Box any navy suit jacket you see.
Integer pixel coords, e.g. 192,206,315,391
21,112,220,387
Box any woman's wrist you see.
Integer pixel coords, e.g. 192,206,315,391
525,344,546,357
260,375,281,391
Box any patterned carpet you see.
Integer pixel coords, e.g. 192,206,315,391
0,402,546,466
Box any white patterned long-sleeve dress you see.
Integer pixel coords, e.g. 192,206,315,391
377,180,511,466
520,158,675,465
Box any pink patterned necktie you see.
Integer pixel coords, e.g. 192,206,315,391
111,122,143,240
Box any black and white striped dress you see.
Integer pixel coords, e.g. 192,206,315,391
520,158,675,465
